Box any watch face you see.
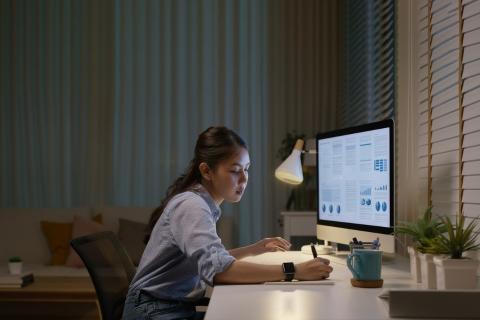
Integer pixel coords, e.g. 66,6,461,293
283,262,295,274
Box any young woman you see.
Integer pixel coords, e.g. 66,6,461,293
123,127,333,320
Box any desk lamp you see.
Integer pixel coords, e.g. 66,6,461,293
274,139,332,255
274,139,305,185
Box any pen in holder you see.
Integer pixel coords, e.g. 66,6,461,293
348,237,381,253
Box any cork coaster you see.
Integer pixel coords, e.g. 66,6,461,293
350,278,383,288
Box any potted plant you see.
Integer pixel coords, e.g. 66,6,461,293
429,215,480,289
395,207,445,287
8,256,23,275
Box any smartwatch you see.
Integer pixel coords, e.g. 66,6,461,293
282,262,295,281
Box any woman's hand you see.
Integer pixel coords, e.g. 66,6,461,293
295,257,333,281
251,237,291,255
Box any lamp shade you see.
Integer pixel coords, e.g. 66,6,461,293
275,139,304,185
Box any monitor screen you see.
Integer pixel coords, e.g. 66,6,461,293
316,119,394,234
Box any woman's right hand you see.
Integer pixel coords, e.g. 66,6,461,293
295,258,333,281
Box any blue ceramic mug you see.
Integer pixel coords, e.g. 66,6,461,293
347,249,382,280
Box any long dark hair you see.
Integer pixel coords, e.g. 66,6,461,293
144,126,247,243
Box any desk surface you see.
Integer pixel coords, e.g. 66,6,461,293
205,251,416,320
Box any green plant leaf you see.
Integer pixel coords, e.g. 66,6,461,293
9,256,22,262
395,207,446,252
427,215,480,259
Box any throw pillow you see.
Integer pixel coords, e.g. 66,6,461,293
40,221,73,265
65,215,107,268
118,218,147,265
40,214,103,266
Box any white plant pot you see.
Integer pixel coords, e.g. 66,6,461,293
419,253,436,289
464,250,480,276
434,256,479,290
8,262,22,275
407,246,422,283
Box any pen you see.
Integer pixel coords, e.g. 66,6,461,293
310,244,318,258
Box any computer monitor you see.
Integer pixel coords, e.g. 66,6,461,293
316,119,395,253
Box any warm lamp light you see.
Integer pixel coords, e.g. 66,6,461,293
275,139,304,185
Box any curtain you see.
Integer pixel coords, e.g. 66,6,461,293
1,0,338,246
0,0,114,207
111,0,271,245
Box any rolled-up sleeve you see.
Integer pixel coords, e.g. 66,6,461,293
170,197,235,286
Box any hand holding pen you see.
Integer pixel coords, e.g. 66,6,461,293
295,246,332,280
310,244,330,265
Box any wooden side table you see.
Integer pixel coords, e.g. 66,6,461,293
0,276,100,319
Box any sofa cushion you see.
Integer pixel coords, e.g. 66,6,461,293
40,221,73,265
0,208,92,264
94,207,154,233
118,218,147,265
65,215,108,268
41,214,103,266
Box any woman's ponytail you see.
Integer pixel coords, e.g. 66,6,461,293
144,160,200,243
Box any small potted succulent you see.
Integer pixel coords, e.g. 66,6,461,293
429,215,480,289
8,256,23,275
395,207,445,287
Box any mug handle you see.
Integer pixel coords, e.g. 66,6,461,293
347,253,360,279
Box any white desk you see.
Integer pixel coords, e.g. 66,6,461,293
205,251,417,320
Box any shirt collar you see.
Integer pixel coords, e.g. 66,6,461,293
191,183,221,220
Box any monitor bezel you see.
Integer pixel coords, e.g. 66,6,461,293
316,119,394,235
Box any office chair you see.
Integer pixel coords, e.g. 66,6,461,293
70,231,136,320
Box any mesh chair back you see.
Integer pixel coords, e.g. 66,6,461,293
70,231,136,320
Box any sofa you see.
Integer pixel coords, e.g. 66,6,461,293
0,207,154,276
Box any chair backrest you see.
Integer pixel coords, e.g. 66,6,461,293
70,231,136,320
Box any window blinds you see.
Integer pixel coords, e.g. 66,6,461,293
417,0,480,223
462,0,480,221
339,0,395,127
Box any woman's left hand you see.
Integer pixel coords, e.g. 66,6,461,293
252,237,292,255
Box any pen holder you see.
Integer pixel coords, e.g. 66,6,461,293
348,238,381,253
349,243,378,252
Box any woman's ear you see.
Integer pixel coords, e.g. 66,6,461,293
198,162,211,181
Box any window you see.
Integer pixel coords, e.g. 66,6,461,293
339,0,395,127
416,0,480,224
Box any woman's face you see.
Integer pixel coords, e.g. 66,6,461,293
203,147,250,204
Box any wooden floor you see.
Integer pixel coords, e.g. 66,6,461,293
0,276,100,320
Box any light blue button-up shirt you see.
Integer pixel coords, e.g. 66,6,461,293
129,184,236,302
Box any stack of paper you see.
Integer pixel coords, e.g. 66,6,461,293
0,272,34,288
